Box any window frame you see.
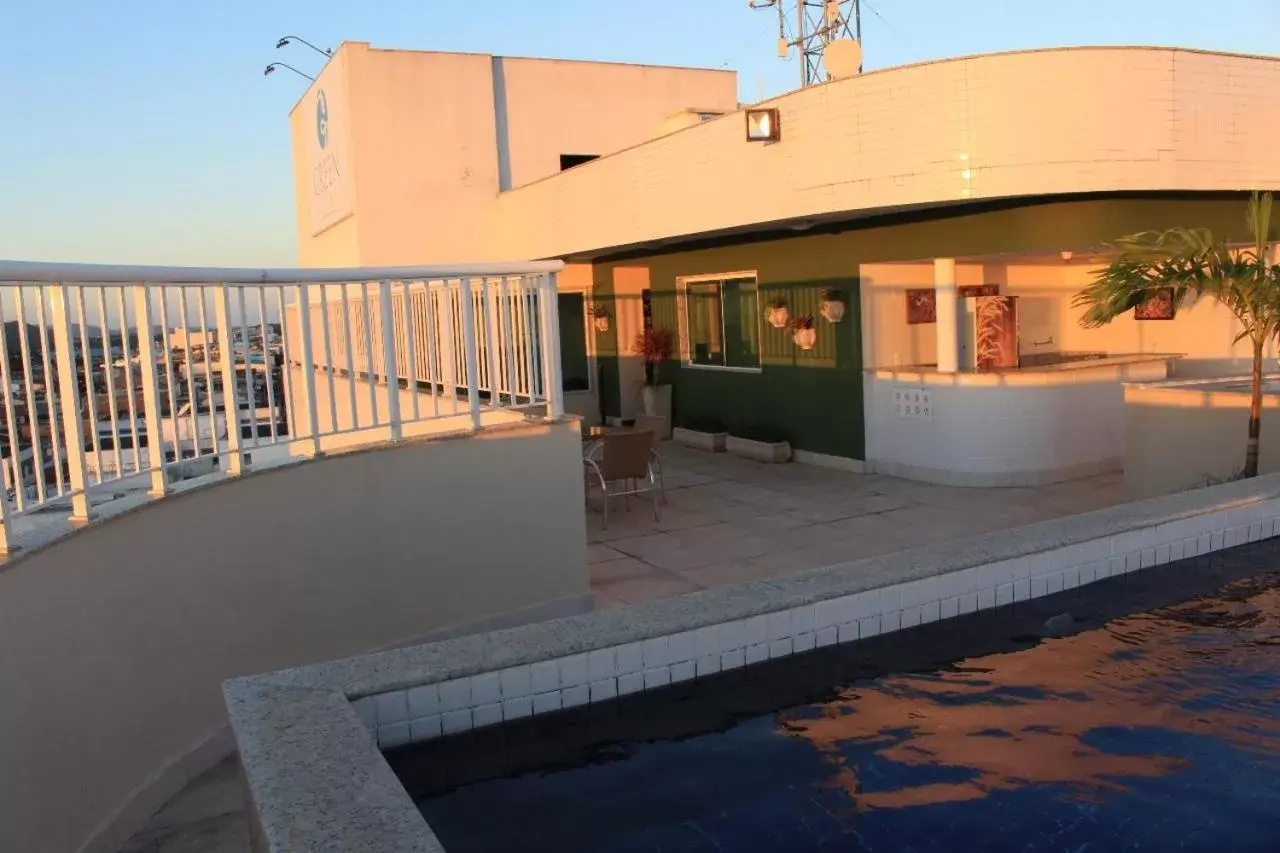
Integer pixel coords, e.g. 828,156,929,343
677,271,764,374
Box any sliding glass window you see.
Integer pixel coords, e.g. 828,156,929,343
681,275,760,370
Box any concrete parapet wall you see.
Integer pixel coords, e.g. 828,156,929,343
0,418,588,853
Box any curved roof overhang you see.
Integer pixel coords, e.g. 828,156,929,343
492,46,1280,262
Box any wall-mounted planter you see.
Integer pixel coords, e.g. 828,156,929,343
726,435,792,464
673,426,727,452
793,327,817,351
593,315,610,333
766,304,790,329
820,299,846,323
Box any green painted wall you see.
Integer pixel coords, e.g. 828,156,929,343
589,195,1253,460
587,278,624,418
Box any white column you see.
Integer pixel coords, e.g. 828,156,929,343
213,286,245,476
50,285,92,523
934,258,959,374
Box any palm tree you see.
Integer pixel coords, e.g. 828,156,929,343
1074,192,1280,478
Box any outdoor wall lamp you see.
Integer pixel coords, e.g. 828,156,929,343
264,62,315,81
276,36,332,58
745,108,781,142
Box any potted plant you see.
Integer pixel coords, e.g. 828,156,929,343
726,424,792,463
633,327,674,439
791,315,817,350
672,415,728,452
765,298,790,329
820,288,846,323
589,302,610,333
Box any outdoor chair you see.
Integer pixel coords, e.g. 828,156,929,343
584,428,666,505
583,429,661,529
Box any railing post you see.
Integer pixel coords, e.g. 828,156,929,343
50,285,93,522
213,285,245,475
538,272,564,419
458,279,483,431
0,468,11,552
0,315,14,548
378,280,402,441
293,285,323,457
132,285,169,497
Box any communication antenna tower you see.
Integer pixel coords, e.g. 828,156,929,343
748,0,863,89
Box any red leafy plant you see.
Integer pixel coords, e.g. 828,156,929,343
634,327,674,386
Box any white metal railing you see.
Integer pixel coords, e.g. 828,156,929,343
0,260,565,552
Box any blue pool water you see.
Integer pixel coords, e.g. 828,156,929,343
391,542,1280,852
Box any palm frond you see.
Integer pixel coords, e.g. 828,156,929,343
1072,231,1215,328
1247,191,1275,256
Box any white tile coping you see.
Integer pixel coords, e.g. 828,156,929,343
224,472,1280,853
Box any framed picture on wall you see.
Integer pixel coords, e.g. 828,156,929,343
1134,287,1176,321
906,289,936,325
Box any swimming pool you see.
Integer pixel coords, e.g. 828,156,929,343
390,541,1280,852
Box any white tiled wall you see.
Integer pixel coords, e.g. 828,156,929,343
356,498,1280,749
863,364,1167,486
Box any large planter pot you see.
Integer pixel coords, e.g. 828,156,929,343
673,426,726,452
633,413,672,440
640,383,672,418
726,436,792,463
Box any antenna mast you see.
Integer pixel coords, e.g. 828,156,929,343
749,0,862,89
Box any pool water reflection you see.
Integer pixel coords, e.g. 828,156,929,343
391,544,1280,853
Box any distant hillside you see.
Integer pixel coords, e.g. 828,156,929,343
4,322,45,358
2,322,165,359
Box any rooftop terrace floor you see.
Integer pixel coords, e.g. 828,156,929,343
587,444,1124,609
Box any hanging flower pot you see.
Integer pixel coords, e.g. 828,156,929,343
820,288,846,323
589,302,610,333
766,300,790,329
791,316,817,351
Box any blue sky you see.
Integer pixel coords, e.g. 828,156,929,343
1,0,1276,268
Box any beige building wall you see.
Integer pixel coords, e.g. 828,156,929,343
290,48,363,268
496,56,737,191
0,422,589,853
291,43,737,267
346,47,502,265
494,47,1280,261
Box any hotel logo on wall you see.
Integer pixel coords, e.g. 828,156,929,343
306,59,353,237
316,90,329,149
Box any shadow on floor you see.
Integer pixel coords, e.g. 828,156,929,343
119,757,248,853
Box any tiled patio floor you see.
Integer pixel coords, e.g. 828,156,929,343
586,444,1126,610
